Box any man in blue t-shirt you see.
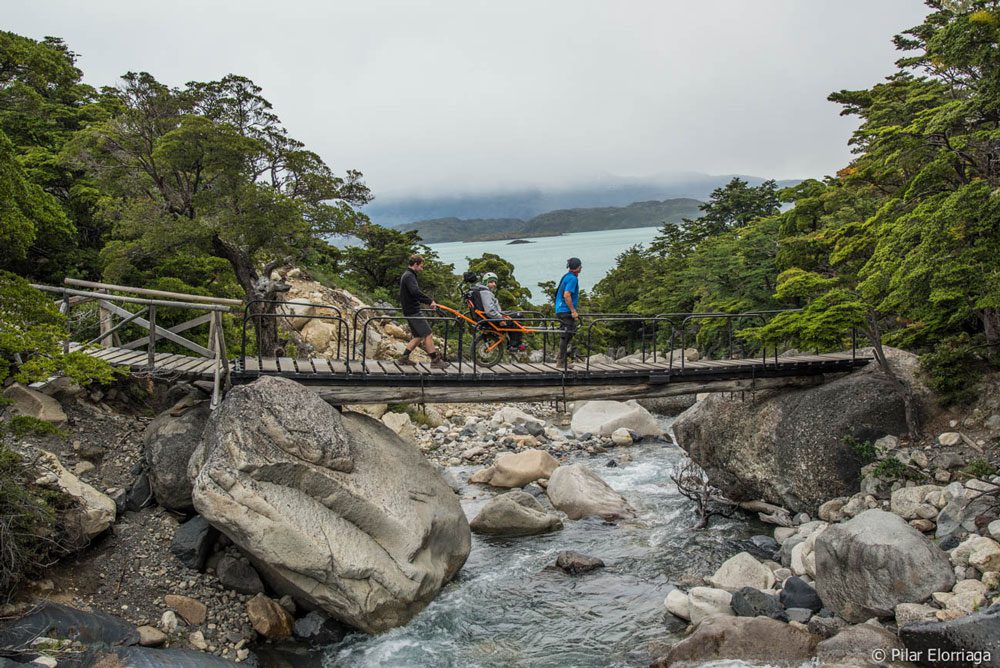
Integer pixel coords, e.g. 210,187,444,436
553,257,582,367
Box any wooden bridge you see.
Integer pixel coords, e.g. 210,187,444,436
37,279,871,406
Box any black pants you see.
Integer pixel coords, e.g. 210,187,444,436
489,318,523,348
557,312,577,359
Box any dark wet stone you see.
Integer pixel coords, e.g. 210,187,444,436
899,603,1000,666
0,602,139,650
217,555,265,595
293,610,349,646
731,587,788,622
170,515,218,571
555,551,605,574
780,576,823,613
125,472,154,511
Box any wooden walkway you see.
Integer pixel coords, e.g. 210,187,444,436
73,343,870,404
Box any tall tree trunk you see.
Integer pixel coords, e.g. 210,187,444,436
865,311,921,440
211,235,289,357
979,307,1000,347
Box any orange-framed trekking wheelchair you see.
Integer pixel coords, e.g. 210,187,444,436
433,275,543,366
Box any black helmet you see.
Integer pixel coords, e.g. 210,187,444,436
463,271,479,283
566,257,582,270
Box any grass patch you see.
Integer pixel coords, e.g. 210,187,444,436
962,458,998,479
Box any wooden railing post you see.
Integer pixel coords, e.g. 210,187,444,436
147,305,157,372
98,288,112,348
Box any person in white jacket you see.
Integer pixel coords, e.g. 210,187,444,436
472,272,524,351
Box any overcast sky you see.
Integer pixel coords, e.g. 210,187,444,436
8,0,929,200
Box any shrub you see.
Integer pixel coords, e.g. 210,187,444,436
962,458,998,479
845,436,878,465
0,444,70,599
919,333,984,406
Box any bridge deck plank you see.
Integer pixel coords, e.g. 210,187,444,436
171,356,212,373
99,348,140,363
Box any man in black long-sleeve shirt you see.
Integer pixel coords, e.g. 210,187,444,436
398,255,448,368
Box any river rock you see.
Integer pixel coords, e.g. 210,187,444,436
216,555,265,595
246,594,294,640
293,610,347,646
36,451,115,546
381,411,415,440
469,490,562,536
610,427,633,446
815,509,955,622
651,615,818,667
190,376,470,633
164,594,207,626
891,485,943,520
688,586,734,625
895,602,939,627
899,603,1000,667
143,399,210,511
487,449,559,488
570,400,662,438
545,463,635,520
706,552,776,591
780,576,823,612
170,515,218,571
730,587,788,621
554,551,605,574
664,589,690,621
816,623,906,667
2,383,67,425
672,346,931,514
490,406,545,427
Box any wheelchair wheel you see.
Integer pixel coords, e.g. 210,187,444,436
474,332,505,367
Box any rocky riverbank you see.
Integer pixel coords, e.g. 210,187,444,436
0,377,666,666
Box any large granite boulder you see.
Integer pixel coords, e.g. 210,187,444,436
545,464,635,520
190,376,471,634
143,399,211,511
672,347,931,513
815,509,955,623
570,400,662,438
469,490,562,536
650,615,819,667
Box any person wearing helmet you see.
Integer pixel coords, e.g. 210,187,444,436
553,257,582,367
472,271,525,351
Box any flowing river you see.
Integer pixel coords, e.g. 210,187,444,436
266,417,765,668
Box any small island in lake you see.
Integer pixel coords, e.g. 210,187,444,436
507,239,534,245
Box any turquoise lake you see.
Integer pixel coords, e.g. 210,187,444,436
428,226,662,299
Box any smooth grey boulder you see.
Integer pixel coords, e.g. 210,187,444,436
546,463,635,520
651,615,819,667
672,347,932,513
470,490,563,536
190,376,470,634
815,509,955,623
570,400,662,438
899,604,1000,668
816,623,906,667
144,399,211,511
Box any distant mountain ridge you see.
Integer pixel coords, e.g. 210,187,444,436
400,197,703,243
363,173,800,228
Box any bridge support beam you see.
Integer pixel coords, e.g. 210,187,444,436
316,375,824,406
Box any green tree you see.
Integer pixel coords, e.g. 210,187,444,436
0,31,107,280
0,272,115,385
465,253,532,311
69,73,372,354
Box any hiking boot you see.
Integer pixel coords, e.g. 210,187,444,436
398,355,417,366
430,356,449,369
